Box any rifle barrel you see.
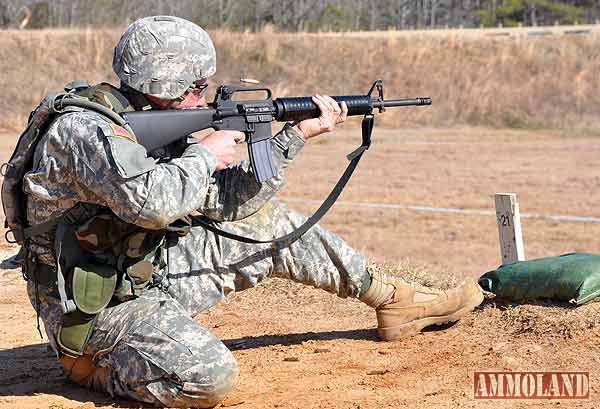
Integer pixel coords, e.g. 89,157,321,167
376,97,432,108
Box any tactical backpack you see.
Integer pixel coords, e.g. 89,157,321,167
0,81,153,356
2,81,135,246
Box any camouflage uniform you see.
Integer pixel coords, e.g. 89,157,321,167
25,105,368,407
20,15,486,408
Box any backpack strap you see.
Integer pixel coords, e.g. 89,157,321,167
50,92,136,138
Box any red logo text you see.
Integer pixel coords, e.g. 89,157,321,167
474,371,589,399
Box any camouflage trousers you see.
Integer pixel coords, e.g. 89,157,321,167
28,200,368,408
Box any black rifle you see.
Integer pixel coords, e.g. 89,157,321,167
121,80,431,183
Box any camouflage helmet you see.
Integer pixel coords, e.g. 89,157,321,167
113,16,216,100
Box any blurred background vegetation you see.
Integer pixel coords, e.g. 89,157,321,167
1,0,599,31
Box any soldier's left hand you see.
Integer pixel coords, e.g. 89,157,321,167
294,94,347,140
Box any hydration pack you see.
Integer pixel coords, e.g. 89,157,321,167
1,81,134,246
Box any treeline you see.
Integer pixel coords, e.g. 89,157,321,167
1,0,600,31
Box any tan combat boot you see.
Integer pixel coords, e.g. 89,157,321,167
360,267,484,341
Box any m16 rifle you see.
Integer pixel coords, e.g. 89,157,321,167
121,80,431,182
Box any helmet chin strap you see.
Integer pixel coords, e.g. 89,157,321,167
119,84,159,111
144,94,175,109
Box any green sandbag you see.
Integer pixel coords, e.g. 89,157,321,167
479,253,600,305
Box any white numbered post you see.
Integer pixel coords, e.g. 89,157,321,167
495,193,525,264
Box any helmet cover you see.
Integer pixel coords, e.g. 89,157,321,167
113,16,216,99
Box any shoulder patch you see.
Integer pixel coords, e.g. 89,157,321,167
109,123,136,143
97,120,154,179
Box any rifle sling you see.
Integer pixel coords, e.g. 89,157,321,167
191,114,374,249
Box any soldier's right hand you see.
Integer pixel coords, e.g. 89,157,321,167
199,130,245,171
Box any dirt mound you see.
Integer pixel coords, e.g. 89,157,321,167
476,299,600,339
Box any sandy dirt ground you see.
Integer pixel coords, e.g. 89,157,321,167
0,127,599,408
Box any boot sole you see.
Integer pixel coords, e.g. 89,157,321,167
377,288,484,341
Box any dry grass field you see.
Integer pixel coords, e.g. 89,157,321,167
0,28,599,408
3,27,600,131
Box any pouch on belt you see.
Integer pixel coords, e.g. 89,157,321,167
58,264,117,356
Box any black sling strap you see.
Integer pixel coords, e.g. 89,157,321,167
190,114,374,248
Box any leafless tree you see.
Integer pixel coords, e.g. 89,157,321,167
0,0,597,30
